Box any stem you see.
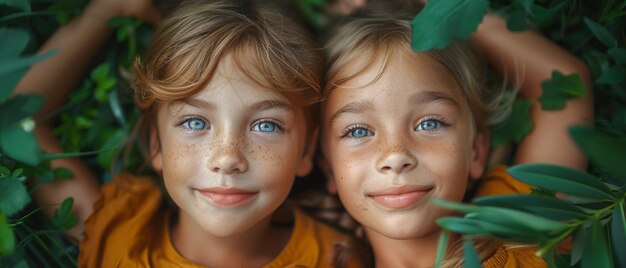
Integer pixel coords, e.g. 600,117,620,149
536,192,626,257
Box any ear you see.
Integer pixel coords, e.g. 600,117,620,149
296,128,319,177
150,126,163,173
316,153,337,194
469,130,490,180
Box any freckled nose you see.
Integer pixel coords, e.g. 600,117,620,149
376,148,417,174
209,140,248,174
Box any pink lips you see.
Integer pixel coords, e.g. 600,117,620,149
367,186,432,209
197,187,258,207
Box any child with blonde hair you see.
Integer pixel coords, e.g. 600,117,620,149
16,0,359,266
319,7,592,268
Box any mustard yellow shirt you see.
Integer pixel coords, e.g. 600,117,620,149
79,172,354,267
477,166,546,268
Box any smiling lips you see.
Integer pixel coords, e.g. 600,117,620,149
367,186,433,209
197,188,258,206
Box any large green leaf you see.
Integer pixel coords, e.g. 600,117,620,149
539,71,587,110
463,239,482,268
0,49,57,74
466,207,566,234
583,17,617,48
0,177,31,216
430,198,482,214
473,194,588,221
436,217,487,235
490,99,533,147
0,28,29,57
0,95,43,128
0,124,41,166
0,0,30,11
596,67,626,85
52,197,77,230
0,213,15,256
571,226,585,266
434,230,449,268
569,126,626,181
608,48,626,65
611,201,626,268
581,218,613,268
0,49,57,102
508,164,615,200
411,0,488,51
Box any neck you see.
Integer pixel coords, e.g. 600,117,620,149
367,228,456,268
171,210,291,267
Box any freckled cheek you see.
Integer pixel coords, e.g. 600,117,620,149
161,137,205,182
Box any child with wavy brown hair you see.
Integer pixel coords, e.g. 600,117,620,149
16,0,359,267
319,7,592,268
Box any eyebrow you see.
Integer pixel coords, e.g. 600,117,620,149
171,98,293,113
329,100,375,125
410,90,460,107
328,90,459,125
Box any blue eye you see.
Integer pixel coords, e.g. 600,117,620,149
252,121,279,132
416,119,440,131
347,127,372,138
183,118,207,131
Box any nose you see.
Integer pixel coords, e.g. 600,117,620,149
376,146,417,174
208,139,248,174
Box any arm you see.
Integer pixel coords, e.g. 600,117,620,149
14,0,159,240
470,14,593,170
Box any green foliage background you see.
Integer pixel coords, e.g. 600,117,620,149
0,0,624,267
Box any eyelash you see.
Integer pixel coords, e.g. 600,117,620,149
341,124,372,139
177,116,209,132
415,116,450,132
250,118,284,133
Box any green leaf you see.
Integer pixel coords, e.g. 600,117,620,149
611,201,626,268
608,48,626,65
12,168,23,177
434,230,450,268
583,17,617,48
569,126,626,181
0,213,15,256
436,217,487,235
467,214,542,240
466,207,566,234
473,194,588,221
581,218,613,268
53,167,73,179
528,2,567,27
571,226,585,266
430,198,482,214
0,28,29,57
539,71,586,110
0,124,41,165
0,167,10,178
0,0,31,12
411,0,488,51
53,198,77,230
490,99,533,147
0,177,31,216
463,239,483,268
514,0,533,13
508,164,615,200
0,95,43,128
0,49,57,74
90,63,110,82
506,10,527,32
596,67,626,85
0,65,28,102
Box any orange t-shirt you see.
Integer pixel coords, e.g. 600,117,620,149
476,166,546,267
79,172,355,267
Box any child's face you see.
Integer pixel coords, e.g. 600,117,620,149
150,55,314,237
321,54,487,240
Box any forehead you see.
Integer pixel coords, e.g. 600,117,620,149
326,52,466,111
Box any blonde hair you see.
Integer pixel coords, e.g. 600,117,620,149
130,0,323,169
324,14,512,131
